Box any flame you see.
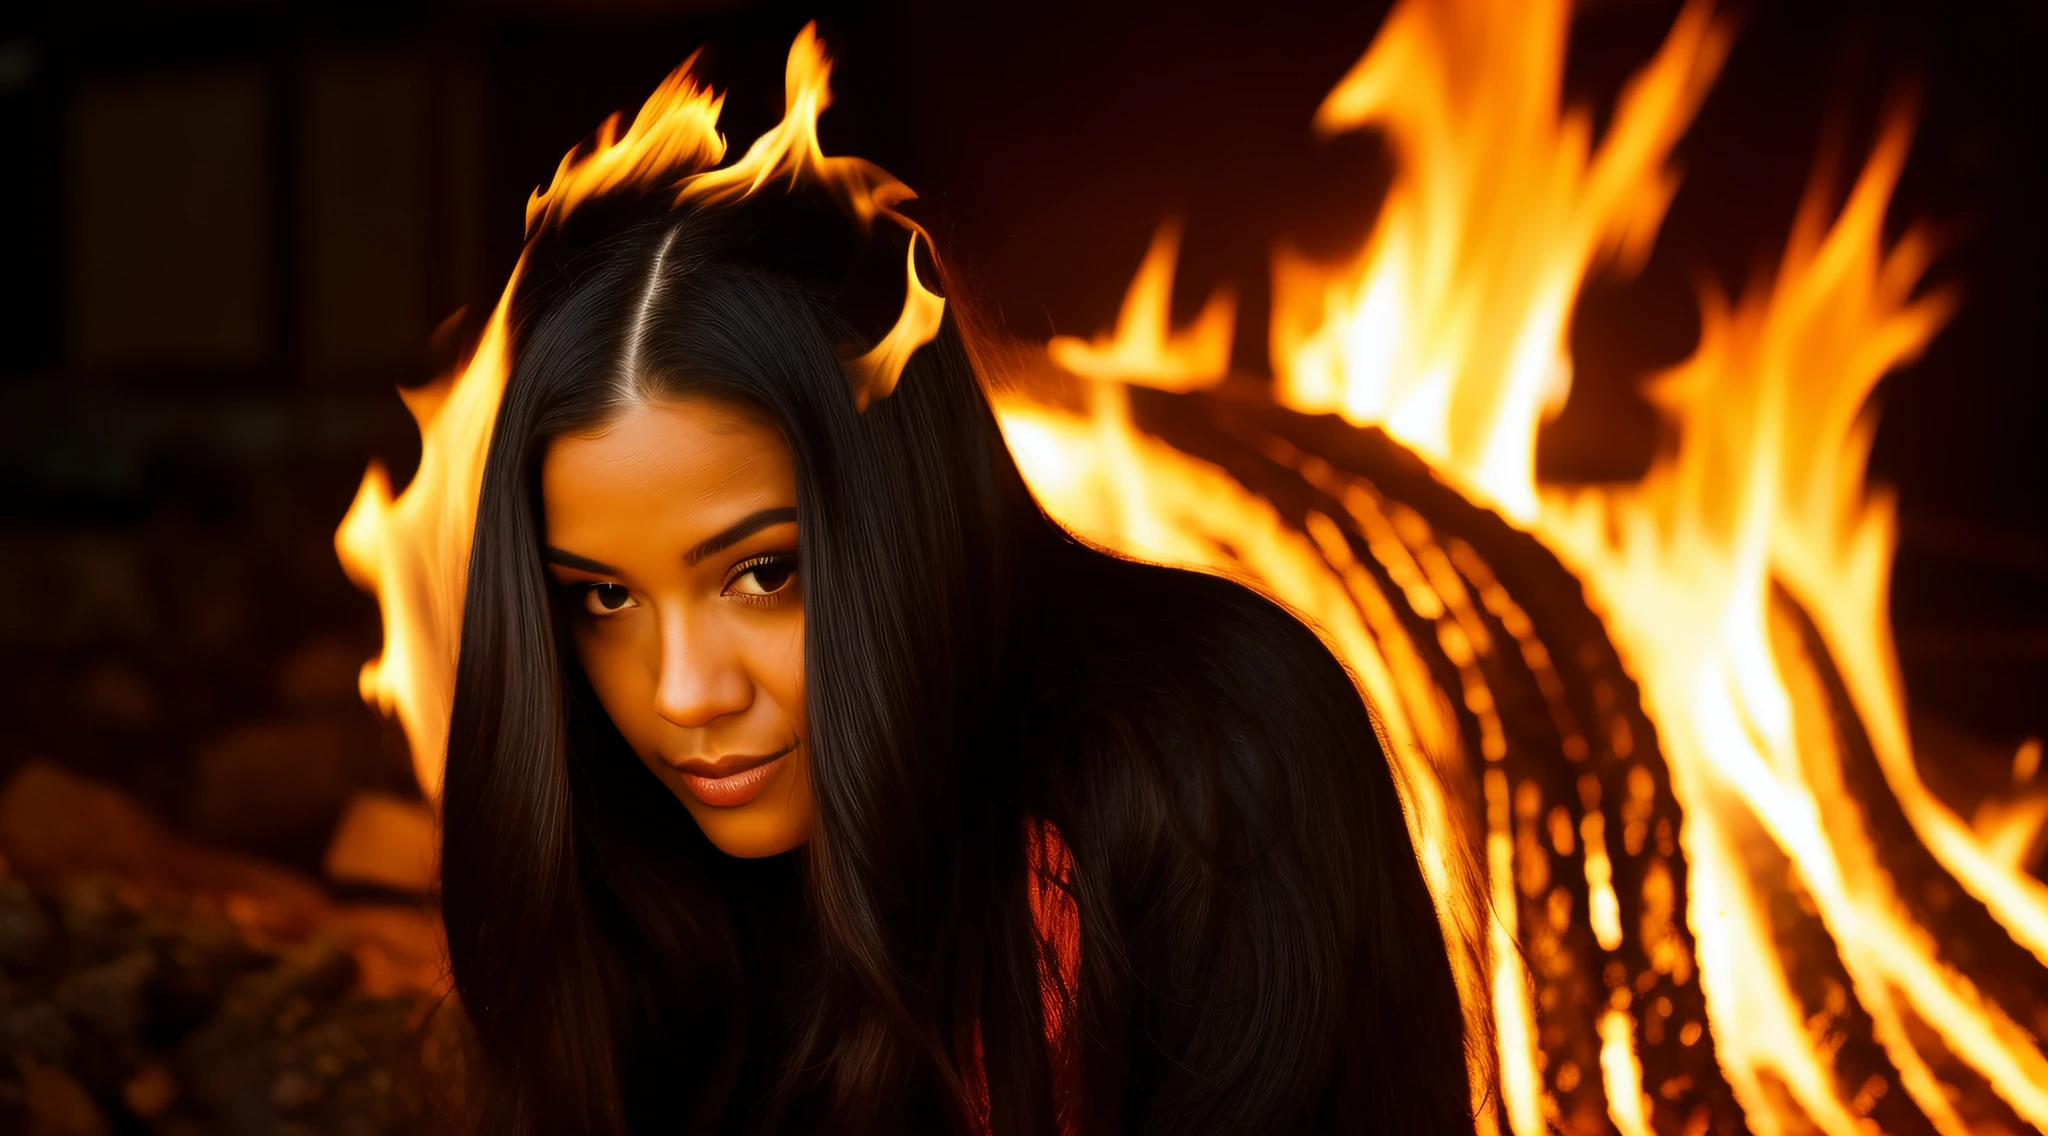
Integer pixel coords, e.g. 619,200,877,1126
1022,221,1500,1125
1541,109,2048,1129
849,232,946,410
675,23,944,408
1975,740,2048,875
340,5,2048,1131
1048,219,1235,392
338,27,936,796
337,280,520,799
1005,0,2047,1131
1272,0,1732,524
523,54,725,236
679,23,912,228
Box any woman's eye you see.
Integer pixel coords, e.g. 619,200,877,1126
582,583,637,616
728,557,797,599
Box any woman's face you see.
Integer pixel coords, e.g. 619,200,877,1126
541,394,813,858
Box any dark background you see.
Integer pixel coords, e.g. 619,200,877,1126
0,0,2040,871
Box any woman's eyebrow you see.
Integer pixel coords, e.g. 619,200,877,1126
543,547,620,574
685,506,798,566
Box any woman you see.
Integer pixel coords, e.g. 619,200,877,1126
438,49,1470,1136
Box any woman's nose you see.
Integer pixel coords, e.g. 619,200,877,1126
653,610,752,728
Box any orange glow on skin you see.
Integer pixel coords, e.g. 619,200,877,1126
339,25,939,803
342,8,2048,1130
542,396,813,859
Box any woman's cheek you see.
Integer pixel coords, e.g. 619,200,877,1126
576,624,655,745
757,610,806,737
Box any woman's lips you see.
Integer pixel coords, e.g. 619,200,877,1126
674,745,794,809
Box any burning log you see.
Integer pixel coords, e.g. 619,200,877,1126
315,3,2048,1130
1134,387,1747,1136
1770,590,2047,1135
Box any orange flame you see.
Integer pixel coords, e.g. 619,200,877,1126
338,27,938,797
523,54,726,236
1048,219,1235,392
675,24,943,409
679,23,914,229
1273,0,1732,524
1543,109,2048,1131
337,279,520,800
339,6,2046,1131
1001,0,2047,1131
849,232,946,410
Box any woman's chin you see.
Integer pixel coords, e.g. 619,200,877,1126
673,764,815,858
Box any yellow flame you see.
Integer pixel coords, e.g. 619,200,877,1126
676,23,943,409
1004,0,2048,1130
339,27,937,797
1273,0,1732,523
1976,740,2047,874
336,266,522,799
680,24,910,227
523,53,726,236
341,4,2048,1130
849,232,946,410
1048,219,1235,391
1599,1006,1654,1136
995,393,1500,1121
1539,105,2048,1129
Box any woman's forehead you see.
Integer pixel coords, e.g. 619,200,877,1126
540,397,795,557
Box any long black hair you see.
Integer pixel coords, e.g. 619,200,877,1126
440,189,1472,1134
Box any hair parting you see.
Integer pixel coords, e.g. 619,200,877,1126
437,192,1472,1134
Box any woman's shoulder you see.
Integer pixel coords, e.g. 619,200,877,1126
1040,556,1363,731
1014,555,1380,828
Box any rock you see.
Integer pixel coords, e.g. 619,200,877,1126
55,877,144,957
53,943,155,1088
19,1062,109,1136
120,1060,178,1119
5,999,76,1068
0,772,446,1133
175,938,410,1135
189,715,382,866
0,875,53,968
54,943,154,1038
74,661,159,730
0,761,333,938
323,904,444,1000
322,793,436,895
143,901,272,1034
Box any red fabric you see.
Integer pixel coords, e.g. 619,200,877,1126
968,819,1081,1135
